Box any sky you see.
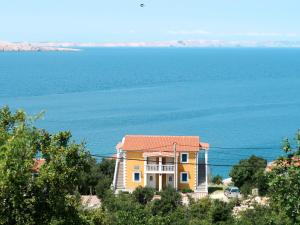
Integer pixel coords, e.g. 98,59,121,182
1,0,300,42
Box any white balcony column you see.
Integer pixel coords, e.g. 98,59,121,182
205,150,208,192
174,155,178,190
159,156,162,191
144,156,147,187
196,152,199,187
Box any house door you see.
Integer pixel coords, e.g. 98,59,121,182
166,174,174,187
147,174,156,188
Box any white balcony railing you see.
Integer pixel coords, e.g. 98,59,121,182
162,165,174,171
145,164,174,172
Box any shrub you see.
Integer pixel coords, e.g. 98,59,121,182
95,176,113,199
236,205,293,225
132,186,155,205
208,186,223,194
150,187,182,215
209,199,233,224
182,188,193,193
229,155,267,195
212,175,223,185
189,198,211,220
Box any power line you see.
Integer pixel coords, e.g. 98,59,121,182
178,144,280,150
91,154,269,168
91,142,279,160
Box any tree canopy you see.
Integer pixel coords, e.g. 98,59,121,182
229,155,267,195
0,106,90,224
1,106,299,225
268,130,300,222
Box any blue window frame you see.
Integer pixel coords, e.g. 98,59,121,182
180,153,189,163
180,172,188,183
133,172,141,182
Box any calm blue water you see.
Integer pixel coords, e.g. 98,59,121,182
1,48,300,177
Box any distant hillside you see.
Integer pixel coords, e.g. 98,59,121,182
0,41,79,52
1,40,300,51
36,40,300,48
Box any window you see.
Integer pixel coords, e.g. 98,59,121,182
168,176,173,182
133,172,141,182
180,153,189,163
180,172,189,183
149,175,153,181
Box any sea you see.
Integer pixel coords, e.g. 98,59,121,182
1,47,300,177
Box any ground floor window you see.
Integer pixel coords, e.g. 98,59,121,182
133,172,141,182
180,172,189,183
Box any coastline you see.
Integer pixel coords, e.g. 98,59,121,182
2,40,300,52
0,41,79,52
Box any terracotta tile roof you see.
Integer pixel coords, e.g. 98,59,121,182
266,156,300,172
117,135,209,152
32,158,45,173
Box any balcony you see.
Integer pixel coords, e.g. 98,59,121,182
145,164,175,173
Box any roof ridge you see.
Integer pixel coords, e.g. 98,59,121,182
125,135,199,138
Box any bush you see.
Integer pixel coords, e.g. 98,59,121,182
240,182,252,196
82,208,111,225
95,176,113,199
182,188,193,193
150,187,182,215
210,199,233,224
212,175,223,185
229,155,267,195
236,205,293,225
132,186,155,205
208,186,223,194
189,198,211,220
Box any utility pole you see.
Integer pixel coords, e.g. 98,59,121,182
173,142,177,190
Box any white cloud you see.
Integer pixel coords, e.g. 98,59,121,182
167,29,211,35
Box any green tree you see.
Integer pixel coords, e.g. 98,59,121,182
150,187,182,215
0,106,90,225
229,155,267,195
268,130,300,222
132,186,155,205
212,175,223,185
78,157,115,197
102,191,150,225
95,159,115,198
81,208,111,225
189,198,211,221
209,200,233,224
236,204,292,225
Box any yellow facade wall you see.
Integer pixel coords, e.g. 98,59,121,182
125,151,145,190
124,151,197,191
178,152,197,190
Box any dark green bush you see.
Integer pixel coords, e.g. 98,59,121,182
212,175,223,185
229,155,267,195
132,186,155,205
181,188,193,193
150,187,182,215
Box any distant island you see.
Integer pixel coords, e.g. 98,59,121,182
0,41,79,52
1,40,300,51
57,40,300,48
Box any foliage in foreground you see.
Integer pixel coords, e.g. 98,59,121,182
212,175,223,185
78,157,115,198
229,155,268,195
268,130,300,222
1,106,299,225
0,107,90,224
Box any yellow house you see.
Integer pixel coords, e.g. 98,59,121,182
112,135,209,194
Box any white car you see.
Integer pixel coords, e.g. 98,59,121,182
224,186,241,198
